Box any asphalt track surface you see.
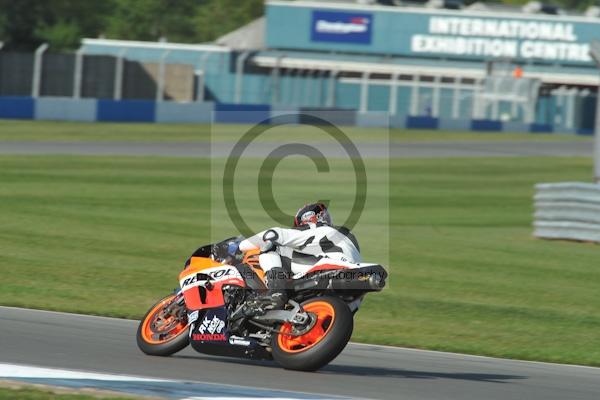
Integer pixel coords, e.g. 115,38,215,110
0,140,593,158
1,307,599,400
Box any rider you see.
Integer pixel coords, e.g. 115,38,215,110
238,203,361,313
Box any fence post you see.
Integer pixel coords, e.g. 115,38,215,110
234,51,250,104
452,77,461,119
389,72,399,116
359,71,371,113
410,75,420,116
32,43,49,98
195,52,213,102
271,55,283,105
283,68,295,106
305,69,315,107
293,67,308,106
156,49,171,102
432,75,441,117
565,88,578,130
113,48,126,100
316,69,326,107
73,47,84,99
595,90,600,182
326,70,339,108
472,78,484,119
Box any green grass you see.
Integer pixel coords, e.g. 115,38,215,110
0,120,589,142
1,153,599,366
0,386,133,399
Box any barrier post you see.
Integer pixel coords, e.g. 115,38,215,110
32,43,49,98
389,72,399,116
588,40,600,182
409,75,419,116
326,70,338,108
114,48,126,100
316,69,326,107
234,51,250,104
359,71,371,113
73,47,84,99
452,77,461,119
156,49,171,102
271,55,283,105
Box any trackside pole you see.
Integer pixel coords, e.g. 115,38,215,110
596,85,600,183
590,41,600,183
32,43,49,98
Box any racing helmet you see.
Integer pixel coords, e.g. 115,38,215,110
293,202,332,227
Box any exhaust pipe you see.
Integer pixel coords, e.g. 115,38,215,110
368,273,386,291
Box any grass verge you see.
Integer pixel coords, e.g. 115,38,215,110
0,120,589,142
0,384,136,399
0,154,599,367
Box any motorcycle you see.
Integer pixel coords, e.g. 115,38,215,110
136,237,387,371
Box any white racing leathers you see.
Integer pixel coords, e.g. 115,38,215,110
239,223,361,278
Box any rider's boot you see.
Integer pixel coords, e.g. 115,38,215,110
244,267,288,316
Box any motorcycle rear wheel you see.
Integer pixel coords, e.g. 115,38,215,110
136,293,189,356
271,296,353,371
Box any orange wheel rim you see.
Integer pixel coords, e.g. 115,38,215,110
277,301,336,353
141,294,188,345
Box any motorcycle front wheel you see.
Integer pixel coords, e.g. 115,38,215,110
271,296,353,371
136,293,189,356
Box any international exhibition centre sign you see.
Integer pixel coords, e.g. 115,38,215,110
266,2,600,65
412,16,590,63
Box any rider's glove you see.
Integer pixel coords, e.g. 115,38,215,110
227,240,241,258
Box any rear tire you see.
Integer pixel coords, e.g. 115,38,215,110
136,293,189,356
271,296,353,371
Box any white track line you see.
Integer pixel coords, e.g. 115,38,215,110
0,362,344,400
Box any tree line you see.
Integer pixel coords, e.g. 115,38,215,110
0,0,596,52
0,0,263,51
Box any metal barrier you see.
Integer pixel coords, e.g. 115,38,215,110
534,182,600,243
0,44,195,102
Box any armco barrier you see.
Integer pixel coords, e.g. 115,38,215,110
439,118,471,132
298,108,356,126
356,112,390,128
534,182,600,243
471,119,503,131
270,106,300,125
215,103,271,124
406,116,438,129
530,123,553,133
155,101,214,123
35,97,97,122
0,96,34,119
577,128,594,135
0,96,595,135
501,121,529,133
97,99,156,122
389,115,407,129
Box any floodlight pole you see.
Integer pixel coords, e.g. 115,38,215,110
590,41,600,183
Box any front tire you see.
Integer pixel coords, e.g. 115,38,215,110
136,293,189,356
271,296,353,371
